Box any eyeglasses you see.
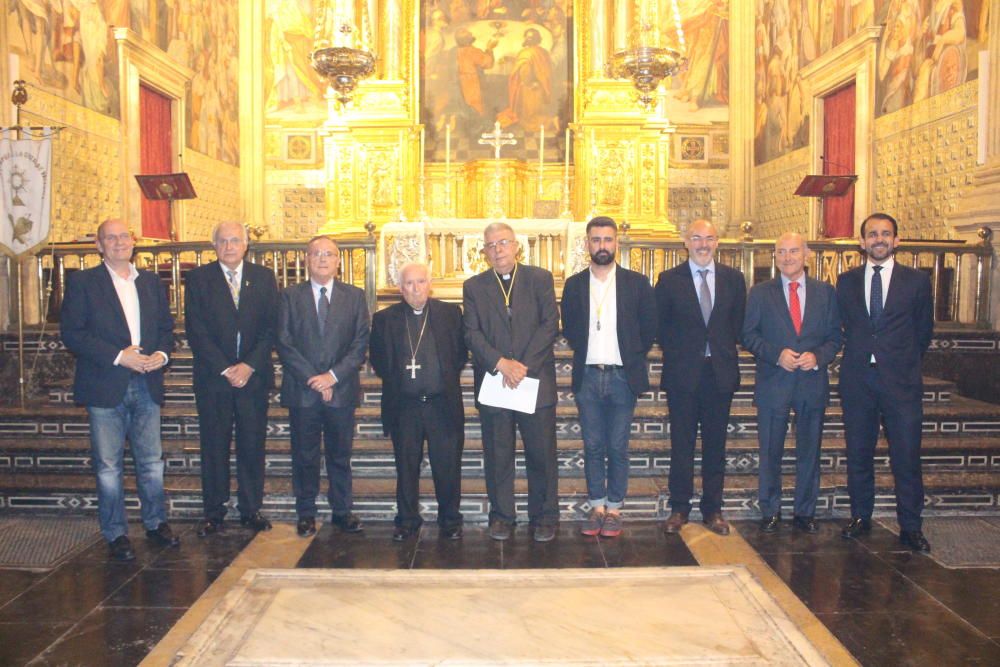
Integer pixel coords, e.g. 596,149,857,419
308,251,337,258
484,239,515,251
688,235,718,243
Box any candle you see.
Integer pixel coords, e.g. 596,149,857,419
538,125,545,197
420,126,425,181
445,123,451,214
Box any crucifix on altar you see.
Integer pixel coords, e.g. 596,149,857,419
478,121,517,219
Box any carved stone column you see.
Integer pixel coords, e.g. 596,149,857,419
949,8,1000,328
728,0,754,228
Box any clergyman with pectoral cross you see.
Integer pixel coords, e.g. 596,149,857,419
462,222,560,543
370,263,468,541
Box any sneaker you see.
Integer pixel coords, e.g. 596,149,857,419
599,512,623,538
580,508,605,536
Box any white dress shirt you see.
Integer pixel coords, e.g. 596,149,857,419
310,279,338,381
585,264,623,365
781,273,806,320
688,259,716,303
864,257,894,363
106,262,169,366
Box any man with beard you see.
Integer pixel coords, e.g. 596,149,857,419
561,217,657,538
837,213,933,552
463,222,560,542
655,219,746,536
370,263,467,541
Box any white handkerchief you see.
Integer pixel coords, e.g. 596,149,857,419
477,371,539,414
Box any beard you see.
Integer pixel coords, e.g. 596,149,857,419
591,250,615,265
866,243,893,261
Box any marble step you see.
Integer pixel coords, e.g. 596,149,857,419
2,435,997,480
3,397,998,443
1,471,997,520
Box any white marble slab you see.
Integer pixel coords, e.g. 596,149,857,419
174,567,830,666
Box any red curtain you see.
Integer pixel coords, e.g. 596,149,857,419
822,83,855,238
140,85,173,240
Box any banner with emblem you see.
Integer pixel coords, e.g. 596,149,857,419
0,128,54,258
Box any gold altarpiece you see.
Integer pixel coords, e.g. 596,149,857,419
256,0,684,238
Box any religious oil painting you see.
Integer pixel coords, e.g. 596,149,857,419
6,0,240,165
263,0,330,123
754,0,987,166
657,0,730,126
419,0,574,163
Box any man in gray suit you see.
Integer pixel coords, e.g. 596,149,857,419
463,222,560,542
276,235,370,537
742,232,842,534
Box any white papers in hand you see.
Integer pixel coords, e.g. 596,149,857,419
477,371,539,414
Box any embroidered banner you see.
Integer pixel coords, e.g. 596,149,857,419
0,129,54,258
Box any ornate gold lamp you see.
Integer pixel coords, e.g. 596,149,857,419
310,2,376,109
605,0,687,110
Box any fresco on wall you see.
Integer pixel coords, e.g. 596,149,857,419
5,0,240,164
262,0,328,121
419,0,573,162
755,0,987,166
659,0,729,124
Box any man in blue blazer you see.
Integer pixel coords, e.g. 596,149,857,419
656,219,746,536
837,213,933,552
276,235,370,538
743,233,842,534
561,217,657,538
61,219,178,561
185,222,278,537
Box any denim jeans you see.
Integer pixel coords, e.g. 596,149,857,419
87,375,167,542
575,366,637,509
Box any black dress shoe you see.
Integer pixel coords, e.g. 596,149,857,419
759,515,781,533
841,517,872,539
392,525,417,542
108,535,135,561
900,530,931,553
441,526,463,540
488,520,512,541
793,516,819,534
197,519,225,538
146,522,180,547
240,512,272,532
532,524,557,542
297,517,317,537
330,513,363,533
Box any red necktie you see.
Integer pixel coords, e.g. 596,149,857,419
789,281,802,335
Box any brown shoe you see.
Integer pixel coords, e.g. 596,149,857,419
703,512,730,536
662,511,689,534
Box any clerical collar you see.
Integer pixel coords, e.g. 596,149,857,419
410,306,425,316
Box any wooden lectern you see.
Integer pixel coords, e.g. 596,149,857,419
135,173,197,241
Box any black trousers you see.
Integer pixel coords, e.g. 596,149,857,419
842,365,925,531
289,404,356,519
392,396,463,530
479,405,558,526
665,359,733,517
196,382,269,522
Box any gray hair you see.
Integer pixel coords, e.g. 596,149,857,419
483,222,515,240
211,221,249,245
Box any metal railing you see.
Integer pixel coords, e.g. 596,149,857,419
36,234,378,321
619,225,995,328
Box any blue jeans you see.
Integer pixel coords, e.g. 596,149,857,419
87,375,167,542
575,366,637,509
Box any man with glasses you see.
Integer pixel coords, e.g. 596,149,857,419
655,219,746,536
276,235,370,538
61,219,178,561
185,221,278,537
463,223,560,542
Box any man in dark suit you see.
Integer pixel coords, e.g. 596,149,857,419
61,219,179,561
743,232,842,534
561,216,656,538
276,235,370,538
370,263,467,541
463,222,560,542
184,221,278,537
837,213,934,552
655,219,746,536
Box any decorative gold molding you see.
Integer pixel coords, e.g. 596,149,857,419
114,28,194,238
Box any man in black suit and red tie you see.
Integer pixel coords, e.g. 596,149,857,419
185,221,278,537
743,232,842,534
655,219,746,536
837,213,933,553
370,263,467,542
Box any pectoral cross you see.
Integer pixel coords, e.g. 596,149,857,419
406,358,421,379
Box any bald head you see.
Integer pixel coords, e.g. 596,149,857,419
775,232,809,281
684,219,719,268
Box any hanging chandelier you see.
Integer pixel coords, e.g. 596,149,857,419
310,5,376,109
605,0,687,110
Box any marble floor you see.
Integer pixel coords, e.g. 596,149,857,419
0,519,997,666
